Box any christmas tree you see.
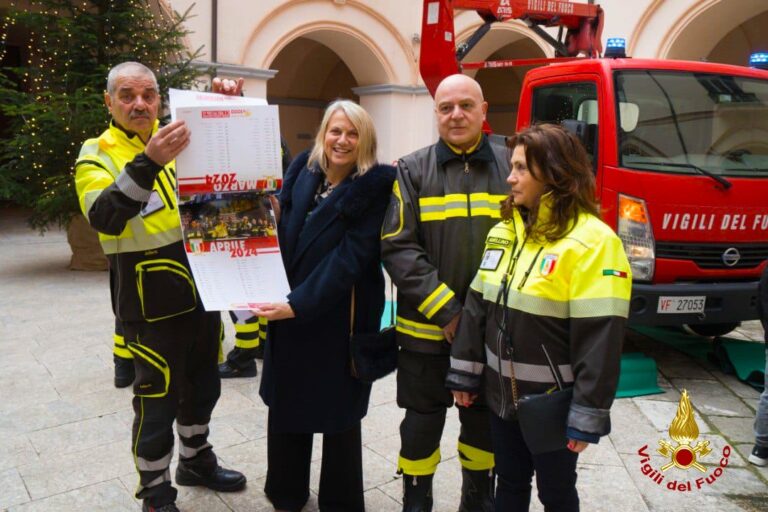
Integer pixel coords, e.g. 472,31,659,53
0,0,207,232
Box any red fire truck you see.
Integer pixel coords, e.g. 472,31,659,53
421,0,768,336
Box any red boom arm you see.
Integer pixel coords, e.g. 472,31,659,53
420,0,604,96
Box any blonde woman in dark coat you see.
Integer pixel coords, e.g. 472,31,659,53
252,100,396,512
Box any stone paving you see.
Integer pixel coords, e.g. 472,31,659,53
1,206,767,511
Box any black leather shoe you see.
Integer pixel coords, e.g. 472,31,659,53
175,464,247,492
252,343,264,360
142,501,180,512
218,360,257,379
114,356,135,388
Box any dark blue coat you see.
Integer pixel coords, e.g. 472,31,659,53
259,150,396,433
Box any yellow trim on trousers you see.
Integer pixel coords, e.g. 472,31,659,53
398,448,441,476
114,331,133,359
457,441,495,471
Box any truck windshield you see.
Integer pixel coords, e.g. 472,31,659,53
615,70,768,178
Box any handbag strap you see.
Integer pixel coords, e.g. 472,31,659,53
540,344,565,391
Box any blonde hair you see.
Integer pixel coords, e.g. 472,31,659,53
308,100,378,175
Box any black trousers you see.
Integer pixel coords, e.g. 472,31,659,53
123,308,222,507
113,316,133,359
397,350,493,474
265,413,365,512
490,413,579,512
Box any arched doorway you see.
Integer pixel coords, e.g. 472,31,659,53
660,1,768,65
267,37,360,157
459,25,550,136
239,1,431,159
706,10,768,65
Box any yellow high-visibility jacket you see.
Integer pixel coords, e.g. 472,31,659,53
446,197,632,441
75,121,195,323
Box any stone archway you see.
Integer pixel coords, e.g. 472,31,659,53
662,0,768,64
266,35,363,156
632,0,768,64
698,10,768,65
458,23,550,136
239,1,426,160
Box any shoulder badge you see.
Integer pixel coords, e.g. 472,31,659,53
487,236,511,247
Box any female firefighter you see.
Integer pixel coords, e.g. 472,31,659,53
446,124,632,511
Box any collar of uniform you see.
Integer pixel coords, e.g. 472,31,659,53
99,119,159,152
436,133,494,167
508,191,556,237
535,192,555,226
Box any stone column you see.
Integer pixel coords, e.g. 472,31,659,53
352,84,437,163
194,61,277,99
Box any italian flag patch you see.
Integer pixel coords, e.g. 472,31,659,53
539,254,558,276
603,269,628,278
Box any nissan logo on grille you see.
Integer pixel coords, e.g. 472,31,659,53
721,247,741,267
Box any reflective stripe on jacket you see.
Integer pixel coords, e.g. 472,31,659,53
446,197,632,437
381,135,510,354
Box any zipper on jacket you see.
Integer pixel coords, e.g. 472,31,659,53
463,156,473,259
495,252,523,417
517,246,544,290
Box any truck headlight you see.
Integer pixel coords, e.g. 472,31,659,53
617,194,655,282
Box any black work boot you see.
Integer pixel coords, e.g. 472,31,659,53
114,355,135,388
219,347,259,378
218,359,257,378
252,343,264,360
176,462,247,492
142,501,180,512
402,474,433,512
457,468,495,512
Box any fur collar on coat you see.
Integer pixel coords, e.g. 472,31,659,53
334,162,396,219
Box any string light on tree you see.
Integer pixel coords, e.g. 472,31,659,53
0,0,210,232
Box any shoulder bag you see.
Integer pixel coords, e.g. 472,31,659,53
515,344,573,455
349,282,398,383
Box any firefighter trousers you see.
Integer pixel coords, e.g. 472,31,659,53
113,317,132,360
123,308,222,506
225,311,266,368
396,350,494,475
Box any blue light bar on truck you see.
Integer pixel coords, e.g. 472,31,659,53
749,52,768,70
606,38,627,59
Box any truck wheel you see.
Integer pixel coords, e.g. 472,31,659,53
683,322,740,338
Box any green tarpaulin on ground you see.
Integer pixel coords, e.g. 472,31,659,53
616,352,664,397
633,326,765,391
714,339,765,389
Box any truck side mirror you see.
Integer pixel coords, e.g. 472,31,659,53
619,102,640,132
